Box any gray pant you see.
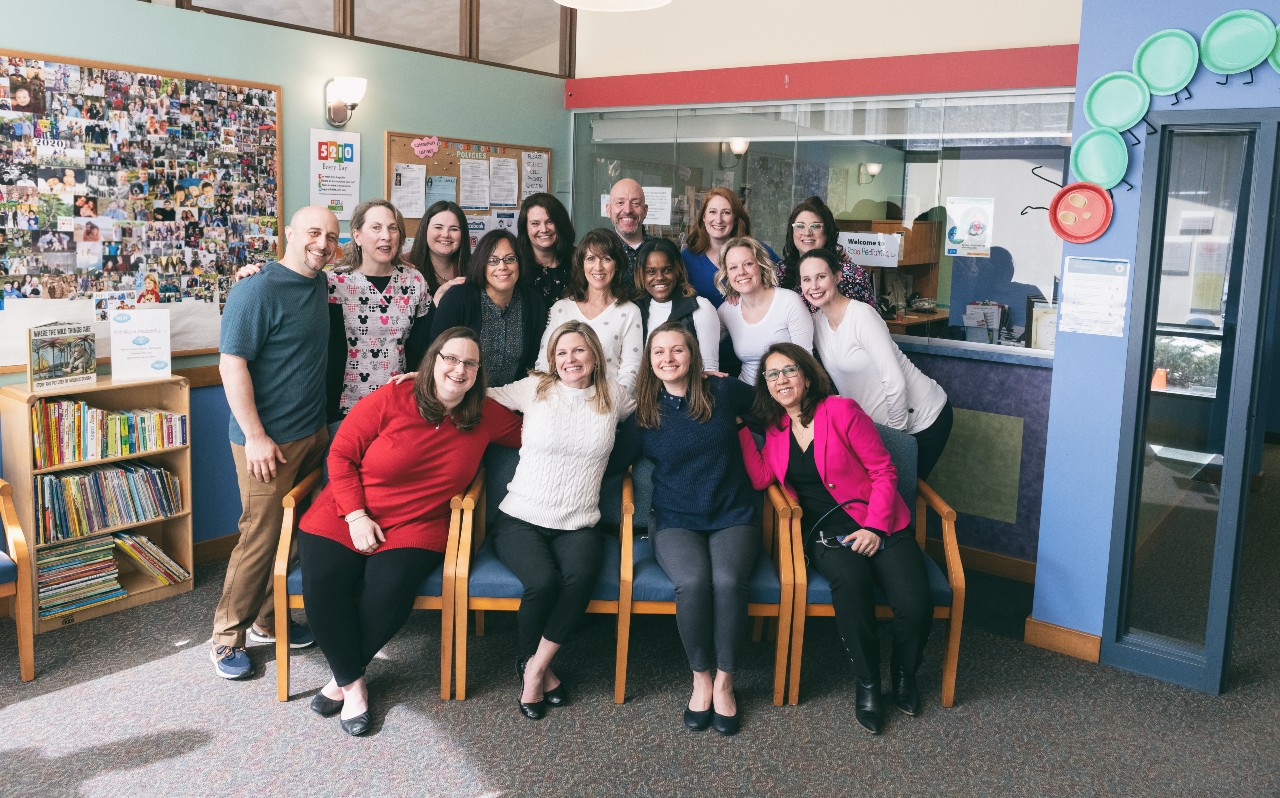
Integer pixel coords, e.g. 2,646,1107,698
651,525,759,673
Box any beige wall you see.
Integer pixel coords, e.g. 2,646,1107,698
575,0,1082,78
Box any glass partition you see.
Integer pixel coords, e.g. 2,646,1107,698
572,91,1074,353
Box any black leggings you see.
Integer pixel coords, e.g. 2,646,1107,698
807,533,932,680
490,511,603,659
298,532,443,687
913,400,953,481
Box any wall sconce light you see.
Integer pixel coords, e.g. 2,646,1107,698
324,76,367,128
858,162,883,184
719,137,750,169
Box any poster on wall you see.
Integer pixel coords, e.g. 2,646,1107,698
520,151,547,199
945,197,995,258
1059,256,1129,337
0,51,282,369
310,129,359,221
109,307,171,382
837,231,901,269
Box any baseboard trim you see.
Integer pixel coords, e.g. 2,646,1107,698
194,533,240,564
927,540,1036,583
1024,617,1101,662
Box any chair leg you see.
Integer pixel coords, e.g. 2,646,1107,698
475,609,485,637
941,606,964,708
613,611,630,705
751,616,763,643
767,616,777,643
14,596,33,683
788,609,807,705
275,595,291,702
439,599,453,701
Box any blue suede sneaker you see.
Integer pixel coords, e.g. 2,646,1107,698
247,621,316,649
211,644,251,679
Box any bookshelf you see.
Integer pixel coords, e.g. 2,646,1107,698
0,376,193,634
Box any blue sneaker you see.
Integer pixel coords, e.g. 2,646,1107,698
247,621,316,649
211,644,251,679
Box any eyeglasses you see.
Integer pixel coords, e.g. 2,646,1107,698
762,365,801,382
791,222,824,233
438,352,480,371
486,255,518,266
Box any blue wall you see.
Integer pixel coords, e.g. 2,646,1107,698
1032,0,1280,636
0,0,571,542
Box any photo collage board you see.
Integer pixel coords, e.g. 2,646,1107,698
0,51,282,362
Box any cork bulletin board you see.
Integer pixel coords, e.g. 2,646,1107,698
384,131,552,243
0,49,282,371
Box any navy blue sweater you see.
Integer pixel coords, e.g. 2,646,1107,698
622,376,759,532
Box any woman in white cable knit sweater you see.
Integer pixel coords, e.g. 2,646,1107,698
487,320,636,720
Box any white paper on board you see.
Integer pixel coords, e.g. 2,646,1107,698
642,187,672,226
109,308,172,382
390,162,426,218
489,157,518,207
1059,256,1129,337
426,175,458,206
521,151,548,200
459,159,490,210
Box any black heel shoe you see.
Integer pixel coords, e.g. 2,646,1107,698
683,706,712,731
310,692,344,717
890,663,921,717
544,681,569,707
854,677,884,734
518,698,546,720
340,711,371,736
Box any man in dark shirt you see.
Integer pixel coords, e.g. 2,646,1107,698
607,178,651,287
210,205,339,680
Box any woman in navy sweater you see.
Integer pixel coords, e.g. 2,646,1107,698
624,321,758,735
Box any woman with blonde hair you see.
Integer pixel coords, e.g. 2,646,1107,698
715,236,812,384
487,320,636,720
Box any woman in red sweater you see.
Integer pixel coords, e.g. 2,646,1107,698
297,327,521,736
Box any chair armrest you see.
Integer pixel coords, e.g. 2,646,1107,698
453,468,485,582
917,479,965,594
273,467,323,582
764,483,794,588
0,481,33,601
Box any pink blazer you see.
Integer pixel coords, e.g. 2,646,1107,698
739,395,911,535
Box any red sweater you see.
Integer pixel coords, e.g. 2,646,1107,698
300,381,521,552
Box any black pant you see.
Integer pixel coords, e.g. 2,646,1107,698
490,512,603,658
298,532,443,687
651,525,759,673
807,533,932,681
913,400,953,480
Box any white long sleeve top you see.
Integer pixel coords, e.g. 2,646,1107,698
813,300,948,433
537,298,643,393
718,288,814,384
643,295,721,371
487,376,636,530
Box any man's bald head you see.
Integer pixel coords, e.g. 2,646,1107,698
282,205,340,276
608,179,647,246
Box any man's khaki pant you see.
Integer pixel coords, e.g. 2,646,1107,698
211,428,328,647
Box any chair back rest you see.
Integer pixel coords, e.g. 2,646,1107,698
874,423,917,521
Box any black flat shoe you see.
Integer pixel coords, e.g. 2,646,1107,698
683,707,712,731
544,682,569,707
891,665,921,717
711,710,740,736
854,678,884,734
310,692,344,717
518,698,546,720
340,711,371,736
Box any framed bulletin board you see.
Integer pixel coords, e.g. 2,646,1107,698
0,49,282,371
384,131,552,243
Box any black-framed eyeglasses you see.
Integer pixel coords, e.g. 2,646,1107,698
486,255,518,266
438,352,480,371
763,365,801,382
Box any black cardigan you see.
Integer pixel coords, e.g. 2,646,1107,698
429,282,548,375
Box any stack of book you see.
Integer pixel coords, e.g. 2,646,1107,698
31,399,189,469
35,461,183,544
36,536,127,619
114,532,190,585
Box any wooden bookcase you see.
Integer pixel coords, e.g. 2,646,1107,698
0,375,193,634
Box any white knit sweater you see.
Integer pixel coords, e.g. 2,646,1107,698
487,376,636,530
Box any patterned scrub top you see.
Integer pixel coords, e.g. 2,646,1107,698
327,266,431,415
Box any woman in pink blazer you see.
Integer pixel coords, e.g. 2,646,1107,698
738,342,932,734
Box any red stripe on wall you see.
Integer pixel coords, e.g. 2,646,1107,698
565,45,1078,109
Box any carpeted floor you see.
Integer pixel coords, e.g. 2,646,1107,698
0,524,1277,797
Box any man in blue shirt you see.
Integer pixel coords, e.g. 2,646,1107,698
210,205,339,680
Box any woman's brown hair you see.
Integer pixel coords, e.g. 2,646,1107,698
336,198,405,273
567,228,632,303
685,187,752,254
413,326,487,431
635,321,714,429
751,342,834,430
534,320,613,415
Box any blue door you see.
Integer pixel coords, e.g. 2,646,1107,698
1103,111,1279,693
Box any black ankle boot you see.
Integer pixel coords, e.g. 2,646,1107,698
854,677,884,734
890,663,921,717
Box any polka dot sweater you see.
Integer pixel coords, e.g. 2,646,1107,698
537,299,643,393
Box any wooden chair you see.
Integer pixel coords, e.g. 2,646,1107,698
618,458,796,705
0,480,34,682
453,446,629,703
271,467,464,701
786,425,965,707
